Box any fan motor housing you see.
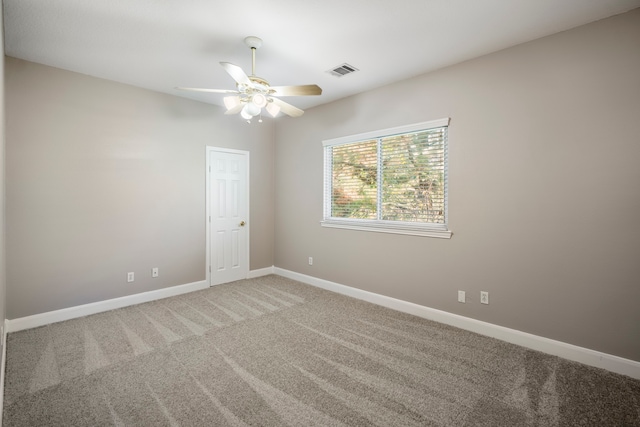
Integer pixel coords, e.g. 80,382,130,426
249,76,269,87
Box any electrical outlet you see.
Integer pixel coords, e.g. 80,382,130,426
127,272,135,283
481,291,489,305
152,267,159,278
308,257,313,266
458,290,466,303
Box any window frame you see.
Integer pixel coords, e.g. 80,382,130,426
322,118,452,239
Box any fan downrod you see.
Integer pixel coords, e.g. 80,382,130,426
244,36,262,77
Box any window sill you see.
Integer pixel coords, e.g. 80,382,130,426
320,219,452,239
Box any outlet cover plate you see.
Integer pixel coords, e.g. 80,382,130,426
481,291,489,304
458,290,466,303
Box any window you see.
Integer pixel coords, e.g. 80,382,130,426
322,118,451,238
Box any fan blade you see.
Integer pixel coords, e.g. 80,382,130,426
176,87,239,94
270,97,304,117
220,62,251,86
270,84,322,96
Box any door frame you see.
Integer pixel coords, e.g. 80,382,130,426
205,146,250,286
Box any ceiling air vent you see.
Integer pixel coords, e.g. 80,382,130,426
328,63,359,77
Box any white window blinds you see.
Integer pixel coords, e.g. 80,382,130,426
323,118,451,238
381,128,446,223
330,139,378,219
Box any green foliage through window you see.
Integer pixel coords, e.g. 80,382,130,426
331,140,378,219
327,126,447,225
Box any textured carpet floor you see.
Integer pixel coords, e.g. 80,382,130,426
3,275,640,426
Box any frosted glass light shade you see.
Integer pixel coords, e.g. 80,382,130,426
252,94,267,108
266,102,281,117
240,105,253,120
245,102,260,117
223,96,241,110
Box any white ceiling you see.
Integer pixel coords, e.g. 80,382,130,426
4,0,640,113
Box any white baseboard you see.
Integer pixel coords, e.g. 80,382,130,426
274,267,640,380
1,319,7,427
6,267,638,380
247,266,275,279
4,267,276,334
5,280,209,333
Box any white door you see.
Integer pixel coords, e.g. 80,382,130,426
207,148,249,285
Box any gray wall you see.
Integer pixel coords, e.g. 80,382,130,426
5,58,275,319
1,1,7,337
274,9,640,362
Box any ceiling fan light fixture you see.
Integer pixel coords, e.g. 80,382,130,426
252,93,267,108
178,36,321,122
245,102,261,117
240,105,253,120
223,95,241,111
266,102,280,117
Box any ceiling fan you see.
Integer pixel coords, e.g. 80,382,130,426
177,36,322,121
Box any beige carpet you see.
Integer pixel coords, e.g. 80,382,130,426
3,275,640,426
